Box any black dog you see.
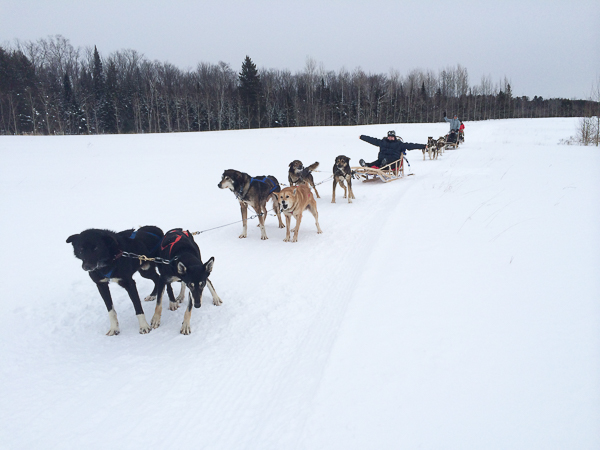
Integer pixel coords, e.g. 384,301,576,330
218,169,285,240
288,160,321,198
66,226,163,336
332,155,355,203
150,228,222,335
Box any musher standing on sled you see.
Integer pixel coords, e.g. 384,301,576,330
444,112,461,144
359,130,426,168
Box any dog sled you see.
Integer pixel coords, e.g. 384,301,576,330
445,130,460,150
352,157,407,183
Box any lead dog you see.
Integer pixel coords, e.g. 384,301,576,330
332,155,355,203
218,169,285,240
150,228,221,335
277,184,323,242
288,160,320,198
66,226,163,336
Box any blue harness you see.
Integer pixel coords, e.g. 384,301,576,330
101,229,160,278
238,176,278,199
251,176,279,194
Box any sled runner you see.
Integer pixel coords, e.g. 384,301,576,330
352,157,408,183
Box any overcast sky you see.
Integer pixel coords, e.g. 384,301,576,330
2,0,598,100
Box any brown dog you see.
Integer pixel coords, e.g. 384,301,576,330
277,184,323,242
332,155,355,203
288,160,320,198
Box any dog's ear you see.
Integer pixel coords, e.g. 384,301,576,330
66,234,79,244
289,161,295,169
205,257,214,274
177,261,187,275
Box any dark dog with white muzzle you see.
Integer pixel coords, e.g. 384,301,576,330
150,228,222,335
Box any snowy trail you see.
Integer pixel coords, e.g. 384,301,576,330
1,119,598,449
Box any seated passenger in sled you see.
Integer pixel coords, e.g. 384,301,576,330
358,130,426,168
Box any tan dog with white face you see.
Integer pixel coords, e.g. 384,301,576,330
277,184,323,242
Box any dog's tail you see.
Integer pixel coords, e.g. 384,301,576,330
305,162,319,172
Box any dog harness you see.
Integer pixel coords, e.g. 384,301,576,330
236,176,278,200
252,176,279,194
129,229,162,254
100,230,158,278
161,229,191,258
100,252,122,278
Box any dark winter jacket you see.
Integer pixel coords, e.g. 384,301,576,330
359,135,426,162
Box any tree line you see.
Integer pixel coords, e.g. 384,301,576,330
1,35,598,135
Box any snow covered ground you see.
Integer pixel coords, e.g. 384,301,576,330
0,118,598,449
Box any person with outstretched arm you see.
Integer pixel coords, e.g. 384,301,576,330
358,130,426,167
444,112,461,132
444,112,461,144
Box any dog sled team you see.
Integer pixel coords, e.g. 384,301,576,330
68,114,464,336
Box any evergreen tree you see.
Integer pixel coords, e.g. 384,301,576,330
92,46,104,102
238,56,261,128
92,46,107,132
62,73,88,134
63,73,74,133
0,48,38,134
104,60,119,133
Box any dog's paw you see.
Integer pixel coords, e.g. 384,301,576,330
144,295,156,302
151,314,161,328
180,323,192,335
213,296,223,306
239,233,247,239
139,325,152,334
278,223,285,229
261,235,269,240
169,301,179,311
106,328,120,336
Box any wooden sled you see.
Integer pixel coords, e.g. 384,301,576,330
444,131,460,150
352,158,407,183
